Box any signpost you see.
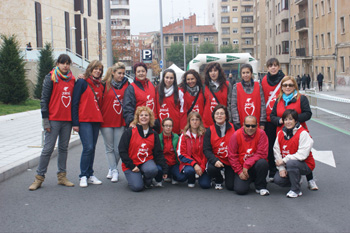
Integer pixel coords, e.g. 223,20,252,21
142,49,152,63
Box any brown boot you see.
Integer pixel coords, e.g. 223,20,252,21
57,172,74,187
28,175,45,191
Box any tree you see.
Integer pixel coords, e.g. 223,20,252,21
198,42,216,54
34,43,55,99
0,34,28,104
149,59,161,77
166,42,193,70
219,43,239,53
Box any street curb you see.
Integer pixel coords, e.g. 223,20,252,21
0,137,81,184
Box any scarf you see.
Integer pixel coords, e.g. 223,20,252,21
210,80,220,89
283,122,301,140
267,70,285,86
111,77,127,90
88,76,101,87
186,85,199,96
135,77,148,89
50,66,73,83
282,90,297,106
216,121,226,137
164,86,174,97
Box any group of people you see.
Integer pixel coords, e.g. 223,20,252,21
296,74,312,91
28,55,318,198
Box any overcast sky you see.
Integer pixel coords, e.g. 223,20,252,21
129,0,208,35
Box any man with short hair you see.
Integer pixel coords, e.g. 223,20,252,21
228,115,269,195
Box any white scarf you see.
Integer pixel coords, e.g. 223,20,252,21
164,86,174,97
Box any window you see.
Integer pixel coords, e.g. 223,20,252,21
315,66,318,76
321,1,325,15
222,39,229,45
340,57,345,72
290,41,293,52
282,41,289,54
276,25,277,35
279,44,281,54
278,3,280,13
165,36,168,44
270,46,272,55
222,0,228,2
221,6,229,13
281,0,288,10
233,39,239,44
269,10,271,19
241,16,253,23
340,17,345,33
244,6,253,12
315,4,319,17
244,27,253,34
315,35,319,49
193,37,199,43
174,36,179,42
233,28,238,33
327,67,331,82
327,0,331,12
327,32,331,48
221,16,229,23
232,6,238,12
232,17,238,23
222,27,230,34
321,34,325,48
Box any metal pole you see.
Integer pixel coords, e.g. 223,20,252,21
183,17,186,70
159,0,165,71
70,27,76,52
192,35,194,59
50,17,54,48
105,0,113,67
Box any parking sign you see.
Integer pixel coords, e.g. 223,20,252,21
142,49,152,63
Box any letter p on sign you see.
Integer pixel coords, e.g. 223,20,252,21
142,49,152,63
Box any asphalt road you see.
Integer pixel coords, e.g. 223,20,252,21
1,120,350,232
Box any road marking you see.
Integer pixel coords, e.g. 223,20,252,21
312,148,336,168
311,118,350,136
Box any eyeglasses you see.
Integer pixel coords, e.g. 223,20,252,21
244,124,257,128
282,84,294,88
214,112,225,116
163,125,173,128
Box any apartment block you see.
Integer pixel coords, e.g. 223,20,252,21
253,0,267,73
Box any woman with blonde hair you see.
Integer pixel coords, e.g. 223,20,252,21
118,106,168,192
100,62,130,182
177,112,211,189
72,60,104,188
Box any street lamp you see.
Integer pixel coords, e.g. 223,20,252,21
45,16,53,48
70,27,76,52
80,38,87,68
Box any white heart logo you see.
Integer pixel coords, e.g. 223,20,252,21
113,102,122,115
137,151,148,163
61,96,71,108
159,112,169,121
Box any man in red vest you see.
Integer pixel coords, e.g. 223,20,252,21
228,115,269,196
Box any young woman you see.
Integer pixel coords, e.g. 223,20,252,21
29,54,75,190
154,118,186,187
231,64,267,130
118,106,168,192
204,105,235,190
260,58,285,182
177,112,211,189
156,69,185,134
100,62,129,182
270,76,318,190
72,60,104,188
123,62,158,131
273,109,315,198
202,62,230,128
179,69,205,118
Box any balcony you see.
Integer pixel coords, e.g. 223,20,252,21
295,18,308,32
295,0,307,5
110,4,129,9
296,48,309,57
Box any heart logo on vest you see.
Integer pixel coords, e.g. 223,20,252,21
193,104,199,112
94,99,100,111
159,103,169,121
113,97,122,114
146,95,154,111
268,92,277,110
137,143,149,162
61,96,71,108
160,112,169,121
244,98,255,116
217,142,228,158
243,148,253,161
281,145,289,158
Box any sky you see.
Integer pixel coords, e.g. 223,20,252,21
129,0,208,35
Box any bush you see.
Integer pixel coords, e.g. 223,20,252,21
34,43,55,99
0,34,29,104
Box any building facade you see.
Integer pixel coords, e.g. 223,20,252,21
253,0,267,73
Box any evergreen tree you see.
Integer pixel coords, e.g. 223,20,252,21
198,42,216,54
34,43,55,99
0,34,28,104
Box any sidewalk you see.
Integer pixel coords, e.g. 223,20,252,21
0,110,80,183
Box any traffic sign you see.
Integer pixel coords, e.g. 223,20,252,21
142,49,152,63
160,60,163,69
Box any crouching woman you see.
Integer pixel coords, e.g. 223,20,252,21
119,106,168,191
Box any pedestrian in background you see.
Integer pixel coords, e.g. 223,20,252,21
100,62,129,183
119,106,168,192
317,73,324,91
29,54,75,191
72,60,104,188
301,74,306,90
306,74,311,89
296,75,301,90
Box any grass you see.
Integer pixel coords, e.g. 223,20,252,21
0,99,41,116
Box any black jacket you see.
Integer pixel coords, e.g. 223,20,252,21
40,74,54,119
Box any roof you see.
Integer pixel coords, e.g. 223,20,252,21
164,25,217,34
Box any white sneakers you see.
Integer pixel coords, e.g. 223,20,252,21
88,176,102,185
80,175,103,187
308,179,319,190
256,189,270,196
106,169,113,179
215,183,223,190
286,190,302,198
188,183,195,188
171,179,179,185
79,176,88,188
153,181,163,187
111,169,119,183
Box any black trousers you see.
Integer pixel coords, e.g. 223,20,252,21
264,122,277,177
207,162,235,191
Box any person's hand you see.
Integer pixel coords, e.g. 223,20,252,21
132,166,140,172
129,122,136,128
45,128,51,132
279,118,283,125
73,126,79,132
162,174,168,179
259,125,265,130
275,159,285,166
242,167,249,179
239,172,248,180
279,170,287,178
194,164,203,176
214,160,224,168
77,74,85,79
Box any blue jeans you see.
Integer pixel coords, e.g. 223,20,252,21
100,126,125,170
155,164,187,182
79,122,100,178
124,160,158,192
183,165,212,189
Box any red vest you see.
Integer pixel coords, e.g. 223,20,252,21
261,76,280,122
236,82,262,126
121,127,155,171
78,78,104,123
277,128,315,171
236,128,261,165
131,82,157,117
163,135,177,166
276,97,308,133
156,92,181,134
100,84,128,128
209,123,235,165
202,82,229,128
48,77,75,121
181,87,205,117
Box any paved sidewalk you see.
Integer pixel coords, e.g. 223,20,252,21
0,110,80,183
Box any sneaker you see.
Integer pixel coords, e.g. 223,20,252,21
215,183,223,190
144,183,153,189
256,189,270,196
106,169,112,179
308,179,319,190
267,177,274,183
111,169,119,182
80,176,88,188
164,177,172,183
171,179,179,185
188,183,195,188
286,190,302,198
88,176,102,185
153,181,163,187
